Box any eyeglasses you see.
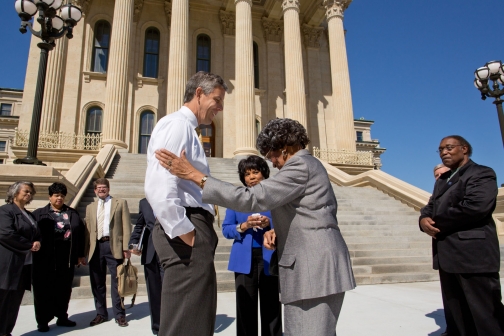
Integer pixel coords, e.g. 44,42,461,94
437,144,463,153
264,148,273,161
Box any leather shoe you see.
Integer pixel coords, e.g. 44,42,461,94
90,315,107,326
115,316,128,327
37,324,49,332
56,318,77,327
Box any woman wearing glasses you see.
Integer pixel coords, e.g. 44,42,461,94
32,182,86,332
0,181,40,336
222,155,282,336
156,118,355,335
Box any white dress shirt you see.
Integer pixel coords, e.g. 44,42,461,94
145,106,214,239
96,195,112,237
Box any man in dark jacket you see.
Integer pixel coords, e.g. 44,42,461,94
420,135,504,336
129,198,163,335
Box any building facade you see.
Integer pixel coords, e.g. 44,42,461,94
17,0,385,169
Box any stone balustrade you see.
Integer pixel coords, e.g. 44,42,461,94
313,147,374,166
14,128,102,151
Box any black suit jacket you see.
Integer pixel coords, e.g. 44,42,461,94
129,198,157,265
32,204,85,270
0,203,39,290
420,160,500,273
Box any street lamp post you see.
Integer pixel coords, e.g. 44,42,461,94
474,60,504,147
13,0,82,165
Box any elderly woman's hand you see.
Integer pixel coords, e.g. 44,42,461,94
31,241,41,252
258,216,270,229
263,230,276,250
155,149,206,185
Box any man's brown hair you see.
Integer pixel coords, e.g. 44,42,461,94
93,177,110,189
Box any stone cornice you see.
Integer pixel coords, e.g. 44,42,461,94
302,25,324,48
261,17,283,42
133,0,145,23
73,0,92,16
281,0,300,13
219,10,236,36
323,0,352,21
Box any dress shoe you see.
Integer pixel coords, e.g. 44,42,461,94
37,324,49,332
90,315,107,326
115,316,129,327
56,318,77,327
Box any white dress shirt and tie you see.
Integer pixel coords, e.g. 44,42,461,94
145,106,218,336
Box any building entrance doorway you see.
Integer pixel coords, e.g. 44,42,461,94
199,123,215,157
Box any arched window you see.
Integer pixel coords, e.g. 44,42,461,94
86,106,103,134
253,42,259,89
138,111,155,154
196,34,211,72
143,28,160,78
91,21,111,73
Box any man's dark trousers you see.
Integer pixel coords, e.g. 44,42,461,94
89,240,125,319
152,207,217,336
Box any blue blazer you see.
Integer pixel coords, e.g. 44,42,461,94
222,209,275,275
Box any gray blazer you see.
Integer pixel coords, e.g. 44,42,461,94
203,149,356,304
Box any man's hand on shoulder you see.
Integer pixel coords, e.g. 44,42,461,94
420,217,440,238
179,229,196,247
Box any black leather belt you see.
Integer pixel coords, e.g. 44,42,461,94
98,236,110,242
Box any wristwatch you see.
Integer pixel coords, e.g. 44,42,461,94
236,223,244,233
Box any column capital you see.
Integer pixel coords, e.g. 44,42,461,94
219,10,236,36
133,0,144,22
164,0,172,26
235,0,253,5
73,0,91,15
323,0,352,21
281,0,300,13
302,25,324,49
262,18,283,42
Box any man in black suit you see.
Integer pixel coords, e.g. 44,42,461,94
129,198,163,335
420,135,504,336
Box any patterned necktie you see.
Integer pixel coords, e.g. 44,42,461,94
97,200,105,240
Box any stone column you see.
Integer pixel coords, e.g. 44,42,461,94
233,0,257,156
102,0,134,148
324,0,355,151
40,37,67,133
281,0,307,128
166,0,189,114
262,18,285,121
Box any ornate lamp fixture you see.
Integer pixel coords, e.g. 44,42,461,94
474,60,504,147
13,0,82,165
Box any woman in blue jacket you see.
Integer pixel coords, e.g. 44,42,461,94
222,156,282,336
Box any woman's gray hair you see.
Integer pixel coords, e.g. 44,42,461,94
5,181,36,204
256,118,310,155
183,71,228,103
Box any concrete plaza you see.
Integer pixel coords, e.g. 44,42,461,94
13,279,504,336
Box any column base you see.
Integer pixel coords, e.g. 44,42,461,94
233,147,259,159
101,139,128,149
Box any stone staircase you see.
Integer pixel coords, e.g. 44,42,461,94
47,151,504,301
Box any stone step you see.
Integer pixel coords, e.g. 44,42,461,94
351,255,432,266
350,248,431,258
354,272,439,285
343,235,428,244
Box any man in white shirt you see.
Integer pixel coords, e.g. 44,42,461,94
84,178,131,328
145,72,227,336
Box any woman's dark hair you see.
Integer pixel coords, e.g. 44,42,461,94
48,182,67,196
256,118,310,155
442,135,473,157
238,155,270,187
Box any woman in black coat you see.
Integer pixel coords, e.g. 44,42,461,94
32,182,85,332
0,181,40,336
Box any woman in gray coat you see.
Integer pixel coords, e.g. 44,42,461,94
156,118,356,335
